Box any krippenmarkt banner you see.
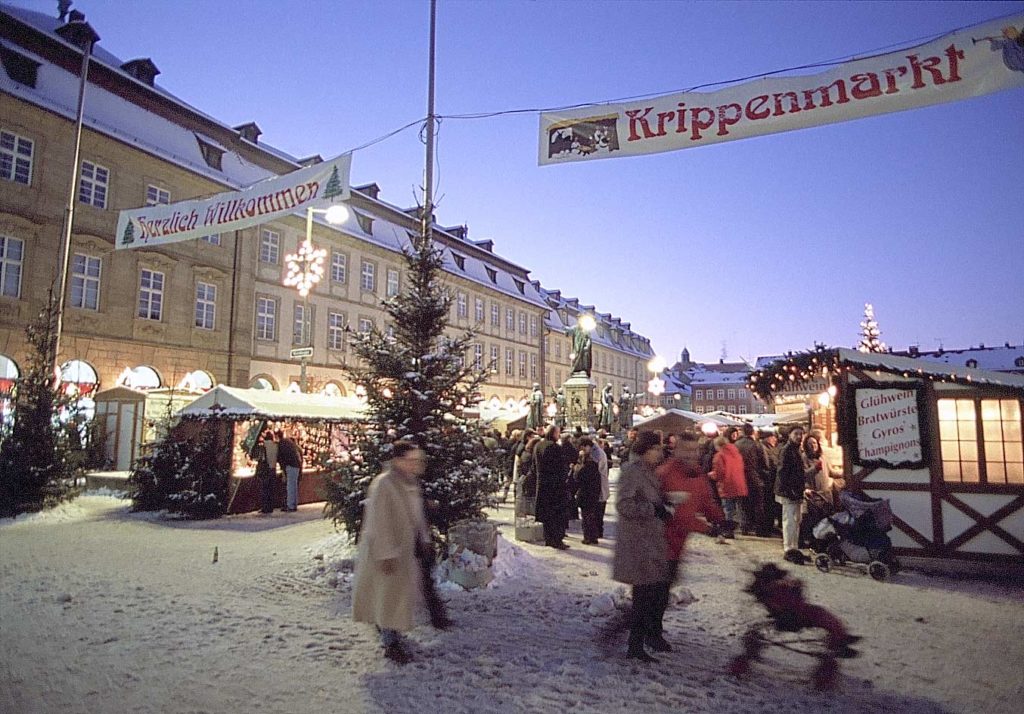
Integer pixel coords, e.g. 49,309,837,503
539,14,1024,165
115,154,351,249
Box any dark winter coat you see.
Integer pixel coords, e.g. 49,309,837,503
534,438,570,524
775,442,813,501
735,436,767,489
612,459,668,586
277,438,303,470
573,458,602,510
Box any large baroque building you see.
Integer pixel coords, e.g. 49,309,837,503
0,4,652,421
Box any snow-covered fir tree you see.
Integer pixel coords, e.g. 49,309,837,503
858,302,887,353
0,290,80,517
323,219,499,542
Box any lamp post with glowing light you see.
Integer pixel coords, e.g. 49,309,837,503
284,204,349,392
647,355,667,408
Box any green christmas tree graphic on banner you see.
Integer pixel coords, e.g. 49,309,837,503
121,221,135,245
323,165,343,200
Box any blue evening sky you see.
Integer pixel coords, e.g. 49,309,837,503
15,0,1024,364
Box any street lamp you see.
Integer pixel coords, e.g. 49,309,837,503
646,355,666,404
284,204,349,392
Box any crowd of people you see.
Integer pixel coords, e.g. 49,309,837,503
351,420,849,665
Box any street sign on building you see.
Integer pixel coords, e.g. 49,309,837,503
290,347,313,359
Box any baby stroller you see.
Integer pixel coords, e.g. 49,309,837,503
810,491,900,581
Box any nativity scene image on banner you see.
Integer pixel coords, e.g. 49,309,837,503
845,383,930,470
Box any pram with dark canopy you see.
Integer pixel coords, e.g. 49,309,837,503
810,490,900,581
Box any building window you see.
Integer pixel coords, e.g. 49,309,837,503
0,130,33,185
292,304,311,345
78,161,109,208
137,269,164,321
513,278,525,295
200,233,221,246
70,253,101,310
491,302,500,327
331,251,347,283
473,343,483,369
939,398,1023,484
555,341,561,359
505,348,514,376
695,389,703,400
518,312,527,335
518,351,527,378
386,268,400,297
328,312,347,350
256,296,277,341
0,236,24,298
456,291,468,318
717,405,726,412
146,185,170,206
966,359,978,368
505,308,514,331
360,260,376,292
739,405,748,414
529,315,538,337
490,344,499,373
260,229,280,264
475,297,484,323
717,389,725,400
530,353,537,379
727,389,736,399
451,253,465,271
194,282,216,329
555,370,562,385
358,317,373,333
485,266,497,283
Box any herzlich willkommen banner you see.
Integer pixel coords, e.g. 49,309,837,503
115,154,351,249
539,14,1024,165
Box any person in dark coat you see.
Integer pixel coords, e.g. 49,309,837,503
735,424,769,536
535,425,571,549
276,429,303,512
759,430,782,533
573,441,603,544
775,427,814,563
253,429,277,514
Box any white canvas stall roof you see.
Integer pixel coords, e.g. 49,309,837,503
699,411,746,426
833,348,1024,391
177,386,366,422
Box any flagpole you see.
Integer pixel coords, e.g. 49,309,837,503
53,17,98,375
420,0,437,247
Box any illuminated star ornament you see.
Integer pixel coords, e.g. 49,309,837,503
647,376,665,396
284,241,327,297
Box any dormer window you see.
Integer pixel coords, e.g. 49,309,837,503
194,133,224,171
451,253,466,271
120,58,160,86
485,266,497,283
234,122,262,143
966,359,978,368
0,46,41,88
513,278,525,295
1015,357,1024,368
356,213,373,235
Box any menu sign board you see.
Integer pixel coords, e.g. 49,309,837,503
853,385,925,468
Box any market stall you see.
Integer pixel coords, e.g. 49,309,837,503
175,386,367,514
750,348,1024,564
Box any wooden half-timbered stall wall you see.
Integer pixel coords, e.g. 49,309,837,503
750,348,1024,565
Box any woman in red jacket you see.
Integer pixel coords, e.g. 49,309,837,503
710,435,748,538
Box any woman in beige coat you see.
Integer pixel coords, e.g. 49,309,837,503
612,431,671,662
352,442,431,664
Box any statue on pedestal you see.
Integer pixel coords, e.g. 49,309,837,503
618,385,633,430
599,383,615,430
527,383,543,429
554,387,566,428
568,322,593,378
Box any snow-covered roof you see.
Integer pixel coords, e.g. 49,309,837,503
177,386,367,421
688,370,751,385
893,344,1024,373
834,347,1024,390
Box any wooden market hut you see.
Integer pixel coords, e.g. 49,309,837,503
749,347,1024,564
175,386,367,513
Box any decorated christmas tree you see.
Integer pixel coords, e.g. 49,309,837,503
121,221,135,245
323,218,499,542
858,302,887,353
0,289,80,516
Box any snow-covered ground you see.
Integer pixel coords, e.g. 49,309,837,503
2,482,1023,714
